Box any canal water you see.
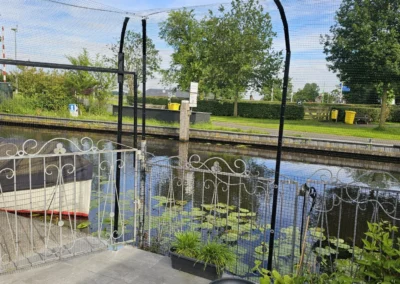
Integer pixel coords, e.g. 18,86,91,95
1,125,399,186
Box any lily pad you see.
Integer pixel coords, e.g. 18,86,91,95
201,222,214,230
191,210,207,217
309,227,326,240
77,221,90,229
216,202,227,208
221,232,239,242
152,196,168,203
328,237,345,244
255,243,269,254
314,246,335,256
215,208,229,214
201,204,214,211
176,200,187,206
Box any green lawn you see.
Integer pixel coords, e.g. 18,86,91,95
211,116,400,141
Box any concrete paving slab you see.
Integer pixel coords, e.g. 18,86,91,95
0,246,211,284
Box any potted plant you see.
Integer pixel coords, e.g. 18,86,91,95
170,231,236,280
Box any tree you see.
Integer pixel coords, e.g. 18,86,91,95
106,30,161,96
65,49,98,97
66,50,117,113
342,84,380,104
261,77,293,101
9,66,70,111
160,0,282,116
293,83,320,102
322,0,400,127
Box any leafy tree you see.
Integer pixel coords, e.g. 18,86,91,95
66,49,117,113
92,54,116,106
294,83,320,102
343,84,380,104
9,66,70,111
106,30,161,96
160,0,282,116
322,0,400,127
261,78,293,101
159,9,211,95
65,49,98,97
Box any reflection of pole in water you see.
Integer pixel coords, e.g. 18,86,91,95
178,142,194,195
178,142,189,165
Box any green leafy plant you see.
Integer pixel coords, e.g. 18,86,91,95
356,221,400,283
171,231,201,258
198,240,236,276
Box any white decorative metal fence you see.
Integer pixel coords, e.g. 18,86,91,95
141,153,400,281
0,138,140,274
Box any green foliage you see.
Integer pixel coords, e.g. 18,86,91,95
356,221,400,283
159,0,282,116
65,49,98,97
195,101,304,120
294,83,320,102
388,106,400,122
331,105,381,122
198,240,236,276
9,67,71,111
106,30,161,96
322,0,400,126
171,231,201,258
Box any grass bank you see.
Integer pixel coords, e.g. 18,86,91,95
212,116,400,141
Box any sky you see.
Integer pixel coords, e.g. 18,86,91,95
0,0,341,99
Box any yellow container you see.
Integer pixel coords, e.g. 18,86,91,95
331,109,338,120
168,103,180,111
344,111,356,124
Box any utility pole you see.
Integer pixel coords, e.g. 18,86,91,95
11,25,17,94
271,87,273,102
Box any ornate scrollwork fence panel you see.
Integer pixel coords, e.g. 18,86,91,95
0,138,140,274
143,154,400,281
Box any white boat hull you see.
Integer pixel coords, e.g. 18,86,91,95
0,180,92,217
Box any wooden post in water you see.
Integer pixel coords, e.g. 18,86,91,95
179,100,191,142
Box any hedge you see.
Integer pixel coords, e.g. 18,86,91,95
195,100,304,120
389,106,400,122
329,106,381,122
126,96,183,106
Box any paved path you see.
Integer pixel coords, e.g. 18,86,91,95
0,246,210,284
212,121,398,145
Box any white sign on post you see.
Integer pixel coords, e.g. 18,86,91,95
189,82,199,108
190,82,198,93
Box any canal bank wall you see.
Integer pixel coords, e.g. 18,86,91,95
0,113,398,160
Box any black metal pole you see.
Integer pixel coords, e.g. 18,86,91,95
142,18,147,141
133,74,138,149
114,17,130,239
267,0,291,271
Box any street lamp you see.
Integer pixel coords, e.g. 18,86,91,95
11,25,17,94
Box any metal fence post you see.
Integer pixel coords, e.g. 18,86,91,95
114,17,130,239
268,0,291,271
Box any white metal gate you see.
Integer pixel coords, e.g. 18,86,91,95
0,137,140,274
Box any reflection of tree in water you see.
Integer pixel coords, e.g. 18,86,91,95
344,168,400,190
312,186,400,247
150,153,268,214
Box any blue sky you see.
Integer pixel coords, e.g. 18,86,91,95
1,0,341,97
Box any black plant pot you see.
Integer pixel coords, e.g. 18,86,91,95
169,249,222,280
210,278,256,284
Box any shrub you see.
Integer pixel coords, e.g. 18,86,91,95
330,105,381,122
171,231,201,259
388,106,400,122
195,100,304,120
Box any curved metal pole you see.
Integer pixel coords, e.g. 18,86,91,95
114,16,130,239
268,0,291,271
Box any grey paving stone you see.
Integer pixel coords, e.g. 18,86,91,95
0,247,211,284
